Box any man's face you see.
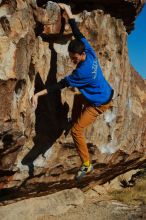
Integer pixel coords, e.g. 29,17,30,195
69,52,86,65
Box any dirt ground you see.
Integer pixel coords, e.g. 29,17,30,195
1,170,146,220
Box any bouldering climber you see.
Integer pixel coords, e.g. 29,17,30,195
32,3,114,180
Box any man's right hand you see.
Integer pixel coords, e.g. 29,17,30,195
58,3,69,10
58,3,74,19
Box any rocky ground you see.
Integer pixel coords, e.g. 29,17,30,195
1,169,146,220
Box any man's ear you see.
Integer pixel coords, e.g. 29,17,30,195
82,52,86,57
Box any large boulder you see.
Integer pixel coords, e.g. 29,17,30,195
0,0,145,204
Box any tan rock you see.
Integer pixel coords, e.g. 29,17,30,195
0,188,85,220
0,0,146,204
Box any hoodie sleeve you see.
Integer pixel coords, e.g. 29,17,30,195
65,69,92,88
68,18,84,40
45,78,69,94
68,18,96,58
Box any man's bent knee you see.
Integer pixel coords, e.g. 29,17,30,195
71,124,83,137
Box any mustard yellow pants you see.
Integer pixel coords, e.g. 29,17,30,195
71,94,112,163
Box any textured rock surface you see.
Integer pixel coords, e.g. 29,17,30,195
0,0,146,204
0,188,85,219
1,186,146,220
37,0,145,32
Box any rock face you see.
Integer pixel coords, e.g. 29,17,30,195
37,0,145,32
0,0,146,204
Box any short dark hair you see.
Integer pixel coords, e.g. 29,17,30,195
68,39,85,55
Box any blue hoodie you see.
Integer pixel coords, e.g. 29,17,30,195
65,37,114,106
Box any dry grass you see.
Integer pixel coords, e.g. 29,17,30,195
109,174,146,205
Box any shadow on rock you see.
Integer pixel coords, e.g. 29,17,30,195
22,42,69,176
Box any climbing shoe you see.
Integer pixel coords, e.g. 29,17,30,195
75,164,93,181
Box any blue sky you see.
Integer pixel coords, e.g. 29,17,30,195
128,4,146,79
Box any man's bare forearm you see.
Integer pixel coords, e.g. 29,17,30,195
35,79,68,97
35,89,48,97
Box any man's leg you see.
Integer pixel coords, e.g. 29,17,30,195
71,105,99,163
71,100,113,179
72,93,88,123
64,93,87,137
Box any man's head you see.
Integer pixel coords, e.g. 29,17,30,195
68,39,86,64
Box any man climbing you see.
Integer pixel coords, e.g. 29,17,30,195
32,3,114,180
